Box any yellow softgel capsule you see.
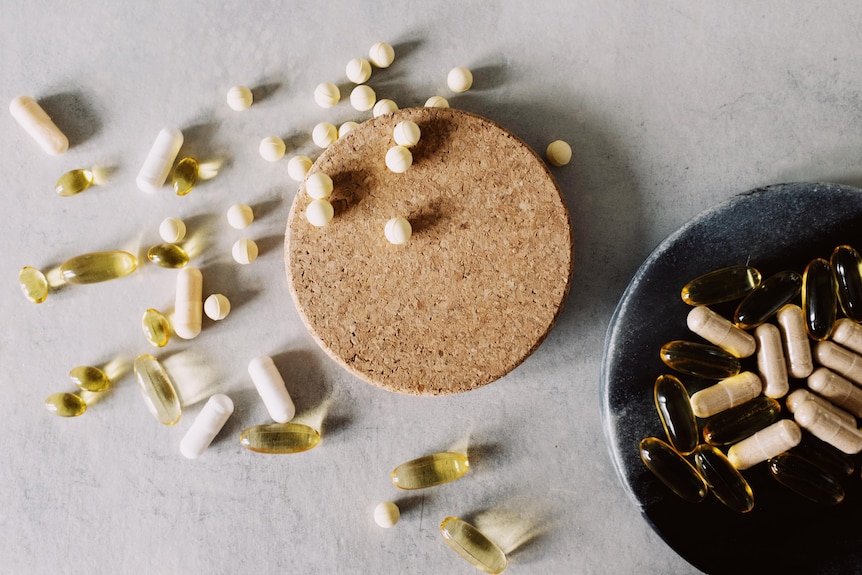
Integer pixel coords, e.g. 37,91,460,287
18,266,48,303
59,250,137,284
55,168,94,197
147,243,189,269
391,452,469,490
440,517,508,574
172,157,199,196
142,308,171,348
69,365,110,392
133,353,182,426
239,423,320,454
45,392,87,417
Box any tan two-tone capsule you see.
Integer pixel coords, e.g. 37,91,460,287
776,304,813,378
831,318,862,355
807,367,862,418
686,305,756,358
690,371,763,418
727,419,801,470
794,400,862,455
755,323,789,398
786,387,856,427
814,341,862,385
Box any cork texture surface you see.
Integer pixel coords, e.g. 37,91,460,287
285,107,573,395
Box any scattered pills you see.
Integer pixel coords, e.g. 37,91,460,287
546,139,572,167
174,267,203,339
69,365,110,392
659,340,741,380
814,340,862,385
346,57,372,84
373,501,400,528
18,266,48,303
159,217,186,243
204,294,231,321
9,95,69,155
373,99,398,117
807,367,862,418
384,216,412,245
287,155,313,182
338,121,359,139
639,436,708,503
312,122,338,149
424,95,450,108
802,257,837,340
391,452,469,490
306,172,333,199
350,85,376,111
653,374,698,454
693,444,755,513
232,238,259,265
172,156,199,196
313,82,341,108
45,392,86,417
248,356,295,423
226,85,253,111
60,250,137,284
393,120,421,147
137,127,184,193
794,400,862,455
259,136,286,161
831,317,862,355
180,394,234,459
133,353,182,426
786,388,857,426
447,66,473,93
385,145,413,173
368,41,395,68
832,245,862,321
227,203,254,229
305,199,334,227
55,169,94,197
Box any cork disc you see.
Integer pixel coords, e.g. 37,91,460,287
285,107,573,395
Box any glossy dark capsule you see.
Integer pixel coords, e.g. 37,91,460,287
639,437,708,503
769,452,845,505
680,265,762,306
654,374,698,454
791,432,856,478
659,340,741,380
802,258,837,341
692,444,754,513
831,245,862,322
702,396,780,446
734,270,802,329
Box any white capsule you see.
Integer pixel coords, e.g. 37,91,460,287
232,238,258,265
312,122,338,149
373,501,400,528
808,367,862,418
137,128,184,193
546,140,573,167
373,99,398,117
384,216,412,245
689,371,762,418
174,267,203,339
287,155,313,182
314,82,341,108
204,293,231,321
727,419,802,470
393,120,421,148
350,85,376,112
424,96,450,109
226,86,253,111
686,305,756,358
306,172,333,199
814,340,862,385
368,41,395,68
787,387,857,427
227,203,254,229
776,304,814,378
9,96,69,155
179,394,234,459
346,57,372,84
248,356,295,423
305,199,334,227
159,217,186,243
385,145,413,173
259,136,286,161
831,318,862,355
794,400,862,455
447,66,473,93
754,323,789,398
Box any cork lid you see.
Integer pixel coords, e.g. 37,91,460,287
285,107,573,395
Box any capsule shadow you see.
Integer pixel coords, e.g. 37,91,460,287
38,91,101,148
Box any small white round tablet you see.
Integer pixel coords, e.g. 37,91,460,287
546,140,572,167
368,41,395,68
346,57,372,84
204,294,231,321
384,216,412,245
287,155,313,182
393,120,421,147
305,199,334,227
350,85,376,111
373,501,400,528
312,122,338,149
447,67,473,93
338,121,359,139
227,204,254,229
159,217,186,243
385,146,412,173
232,238,259,264
314,82,341,108
373,99,398,117
424,95,449,108
227,86,253,111
259,136,286,161
306,172,333,199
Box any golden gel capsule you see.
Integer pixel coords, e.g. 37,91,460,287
146,243,189,269
802,258,837,341
693,444,754,513
69,365,110,392
769,452,845,505
133,354,181,425
55,168,94,197
239,422,320,454
654,374,698,454
391,452,470,490
776,304,814,379
831,245,862,322
172,156,199,196
440,517,508,574
728,419,802,470
142,308,171,348
659,340,741,380
639,437,708,503
45,392,87,417
680,265,761,306
18,265,48,303
734,270,802,329
702,396,780,446
792,432,856,478
59,250,137,284
690,371,763,418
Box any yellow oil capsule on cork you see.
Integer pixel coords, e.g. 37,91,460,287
239,423,320,454
686,305,756,358
142,308,171,348
59,250,137,284
133,354,181,425
440,516,508,574
653,374,698,454
55,168,94,197
45,392,87,417
391,452,470,490
18,266,49,303
689,371,762,418
727,419,802,470
692,444,754,513
146,243,189,269
659,340,741,380
680,265,761,306
172,157,199,196
69,365,110,392
639,436,708,503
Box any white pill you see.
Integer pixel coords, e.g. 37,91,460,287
787,387,857,426
314,82,341,108
312,122,338,149
350,85,376,111
227,203,254,229
373,501,400,528
831,318,862,355
384,216,412,245
305,199,334,227
686,305,756,358
369,41,395,68
385,145,413,173
814,340,862,385
727,419,802,470
259,136,286,161
287,155,313,182
226,86,253,111
424,96,450,108
179,394,234,459
9,96,69,155
338,121,359,139
754,323,789,398
776,304,814,378
248,356,295,423
159,217,186,243
393,120,421,148
447,66,473,93
174,267,203,339
794,400,862,455
373,99,398,117
546,140,573,167
689,371,762,418
306,172,333,199
204,293,231,321
137,127,184,193
346,57,372,84
232,238,258,264
808,366,862,418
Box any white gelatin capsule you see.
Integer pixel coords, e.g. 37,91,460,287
9,96,69,155
179,394,234,459
232,238,258,264
831,318,862,355
686,305,756,358
313,82,341,108
248,356,295,423
808,367,862,418
727,419,802,470
350,85,376,111
814,341,862,385
137,128,184,193
384,216,412,245
227,203,254,229
794,400,862,455
786,388,857,427
174,267,203,339
690,371,762,418
346,57,372,84
447,66,473,93
312,122,338,149
755,323,789,398
424,96,449,108
776,304,814,378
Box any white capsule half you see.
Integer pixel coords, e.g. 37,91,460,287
727,419,801,470
180,394,234,459
686,305,756,358
755,323,789,398
776,304,814,378
137,127,184,193
794,400,862,455
248,356,295,423
174,267,203,339
9,96,69,155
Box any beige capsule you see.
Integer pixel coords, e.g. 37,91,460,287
755,323,789,398
786,387,857,427
807,367,862,418
686,305,756,358
689,371,763,418
794,400,862,455
814,341,862,385
776,304,814,378
727,419,802,470
831,318,862,355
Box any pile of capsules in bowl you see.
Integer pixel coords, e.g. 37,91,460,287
639,244,862,513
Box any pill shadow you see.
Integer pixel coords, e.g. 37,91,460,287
283,132,310,154
251,198,284,222
254,234,285,260
329,168,374,218
251,82,281,104
38,91,101,148
468,63,509,92
392,494,425,517
181,122,224,166
215,387,262,444
466,441,508,479
408,199,444,236
271,349,330,414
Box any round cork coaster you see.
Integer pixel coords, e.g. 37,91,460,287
285,107,573,395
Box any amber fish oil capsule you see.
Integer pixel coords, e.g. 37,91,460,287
9,95,69,155
137,127,184,193
638,437,708,503
391,452,470,490
693,444,754,513
248,356,295,423
659,340,741,380
776,304,814,379
769,452,845,505
689,371,762,418
59,250,137,284
831,245,862,322
653,374,698,454
702,396,780,446
680,265,761,306
172,157,199,196
55,169,94,197
142,308,171,348
727,419,802,470
45,392,86,417
69,365,110,392
239,422,320,454
802,258,837,341
133,354,182,426
147,243,189,269
18,266,48,303
687,305,756,358
440,517,508,574
734,270,802,329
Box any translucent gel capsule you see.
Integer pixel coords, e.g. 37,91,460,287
133,354,181,426
734,270,802,329
55,168,94,197
391,452,470,490
18,266,48,303
146,243,189,269
440,517,508,575
45,392,87,417
792,432,856,478
142,308,171,348
769,452,845,505
693,444,754,513
680,265,762,306
69,365,110,392
702,396,781,446
239,423,320,454
659,340,741,380
638,437,708,503
172,156,199,196
802,258,837,341
59,250,137,284
728,419,802,470
654,374,698,454
689,371,762,418
831,245,862,322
